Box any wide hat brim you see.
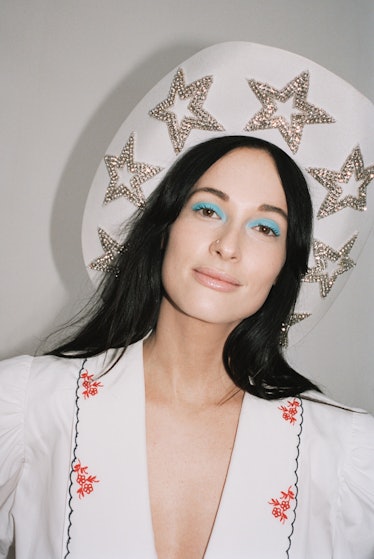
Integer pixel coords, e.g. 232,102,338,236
82,42,374,347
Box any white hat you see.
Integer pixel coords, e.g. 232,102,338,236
82,42,374,346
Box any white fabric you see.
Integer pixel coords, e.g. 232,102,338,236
0,340,373,558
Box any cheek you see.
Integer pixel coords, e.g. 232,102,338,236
271,235,287,273
162,223,184,265
161,244,176,291
244,242,286,284
163,218,204,268
161,223,189,286
273,247,287,282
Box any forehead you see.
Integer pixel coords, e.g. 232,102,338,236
194,147,286,208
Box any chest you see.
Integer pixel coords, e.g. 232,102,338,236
146,399,242,559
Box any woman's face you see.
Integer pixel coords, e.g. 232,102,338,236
161,147,288,330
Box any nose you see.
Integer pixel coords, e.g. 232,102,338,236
209,227,241,261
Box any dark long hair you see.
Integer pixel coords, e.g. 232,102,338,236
50,135,320,399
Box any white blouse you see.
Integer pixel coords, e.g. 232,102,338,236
0,340,373,558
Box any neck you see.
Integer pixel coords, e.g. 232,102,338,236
143,298,241,406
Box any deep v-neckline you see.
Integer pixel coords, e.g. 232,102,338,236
199,395,244,558
143,342,245,559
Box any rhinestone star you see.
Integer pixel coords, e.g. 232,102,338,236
307,146,374,219
303,234,357,297
103,133,162,206
245,71,335,154
149,67,224,154
280,313,311,348
89,228,127,275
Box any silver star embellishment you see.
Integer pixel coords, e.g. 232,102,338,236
89,228,127,275
245,71,335,153
104,133,162,207
149,67,224,154
280,313,311,348
307,146,374,219
303,234,357,297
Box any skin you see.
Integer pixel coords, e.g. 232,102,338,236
143,148,288,559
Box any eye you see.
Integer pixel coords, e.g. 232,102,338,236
191,202,226,221
247,218,281,237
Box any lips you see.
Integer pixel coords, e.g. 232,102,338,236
193,267,242,292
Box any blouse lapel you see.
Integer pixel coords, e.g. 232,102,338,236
205,393,303,559
63,340,158,558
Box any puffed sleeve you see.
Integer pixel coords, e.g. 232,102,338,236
334,411,374,558
0,355,32,559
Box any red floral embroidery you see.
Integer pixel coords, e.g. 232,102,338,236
81,370,103,399
73,461,100,499
278,398,300,425
269,486,295,524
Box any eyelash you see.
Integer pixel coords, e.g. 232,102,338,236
247,219,281,237
191,202,226,221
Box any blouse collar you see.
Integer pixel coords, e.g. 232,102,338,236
63,340,303,558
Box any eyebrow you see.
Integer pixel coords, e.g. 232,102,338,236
188,187,229,201
189,187,288,220
259,204,288,221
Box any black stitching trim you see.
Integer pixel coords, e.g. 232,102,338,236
64,358,87,559
286,397,304,558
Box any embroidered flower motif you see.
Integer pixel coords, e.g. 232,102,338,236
269,486,295,524
73,461,100,499
81,370,103,399
278,398,300,424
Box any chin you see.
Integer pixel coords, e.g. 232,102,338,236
162,287,267,329
178,302,250,329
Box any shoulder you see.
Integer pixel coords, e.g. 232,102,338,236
300,390,374,449
0,353,85,401
0,353,103,434
0,352,84,379
301,390,374,428
300,391,374,498
0,344,141,405
0,354,87,444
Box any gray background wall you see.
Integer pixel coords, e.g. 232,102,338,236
1,0,373,412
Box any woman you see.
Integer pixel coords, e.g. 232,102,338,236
1,43,374,558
